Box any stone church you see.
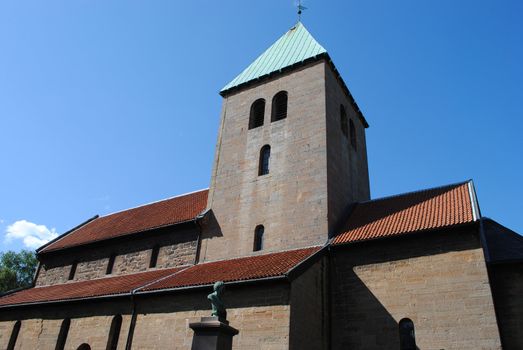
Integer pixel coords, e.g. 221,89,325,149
0,22,522,350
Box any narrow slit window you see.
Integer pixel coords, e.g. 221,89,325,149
249,99,265,129
271,91,288,122
253,225,264,251
7,320,21,350
56,318,71,350
259,145,271,176
399,318,416,350
68,261,77,280
149,245,160,268
106,254,116,275
340,105,348,138
349,119,357,150
106,315,122,350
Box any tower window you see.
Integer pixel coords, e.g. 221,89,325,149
399,318,416,350
271,91,288,122
259,145,271,176
7,320,21,350
253,225,264,251
106,315,122,350
349,119,357,150
149,245,160,268
56,318,71,350
68,261,78,280
106,254,116,275
340,105,348,138
249,98,265,129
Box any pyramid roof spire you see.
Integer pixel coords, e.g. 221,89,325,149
221,22,327,94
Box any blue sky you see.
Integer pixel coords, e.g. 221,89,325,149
0,0,521,252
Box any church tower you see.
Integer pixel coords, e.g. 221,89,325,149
200,23,370,262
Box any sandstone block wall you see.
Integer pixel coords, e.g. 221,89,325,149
36,225,198,286
324,63,370,233
203,61,331,262
289,256,329,350
330,227,502,350
489,262,523,350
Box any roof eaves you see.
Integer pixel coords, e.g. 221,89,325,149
37,215,99,254
332,220,478,248
285,245,328,281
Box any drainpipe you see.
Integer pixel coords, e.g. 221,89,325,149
125,292,137,350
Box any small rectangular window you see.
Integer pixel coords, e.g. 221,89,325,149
68,261,77,280
106,254,116,275
149,246,160,268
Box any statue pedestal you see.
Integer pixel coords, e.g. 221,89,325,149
189,317,239,350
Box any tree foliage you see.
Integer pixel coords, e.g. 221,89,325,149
0,250,38,293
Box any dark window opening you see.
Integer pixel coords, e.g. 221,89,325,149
56,318,71,350
340,105,348,138
253,225,264,251
106,254,116,275
271,91,288,122
259,145,271,176
249,99,266,129
77,344,91,350
106,315,122,350
349,119,357,150
149,245,160,268
7,321,21,350
399,318,416,350
68,261,77,280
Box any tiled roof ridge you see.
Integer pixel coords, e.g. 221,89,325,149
357,179,472,206
100,188,209,219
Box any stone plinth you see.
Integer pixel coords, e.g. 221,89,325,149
189,317,239,350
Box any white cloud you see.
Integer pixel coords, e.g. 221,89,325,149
5,220,58,249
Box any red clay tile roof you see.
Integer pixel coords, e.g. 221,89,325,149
140,246,321,292
40,189,209,253
0,267,186,307
0,247,321,307
333,181,477,245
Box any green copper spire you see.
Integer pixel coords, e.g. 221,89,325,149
221,22,327,94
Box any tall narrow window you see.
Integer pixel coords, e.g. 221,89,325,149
249,99,265,129
106,315,122,350
340,105,348,138
259,145,271,176
68,261,77,280
7,321,21,350
271,91,288,122
349,119,357,150
149,245,160,268
56,318,71,350
106,254,116,275
253,225,264,251
399,318,416,350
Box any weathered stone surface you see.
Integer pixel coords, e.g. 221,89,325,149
36,225,198,286
202,60,370,262
330,227,502,350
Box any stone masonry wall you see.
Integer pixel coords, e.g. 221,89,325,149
0,282,290,350
203,61,330,262
324,64,371,234
289,256,329,350
36,225,198,286
489,262,523,350
330,227,502,350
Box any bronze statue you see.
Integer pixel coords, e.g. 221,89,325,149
207,281,226,320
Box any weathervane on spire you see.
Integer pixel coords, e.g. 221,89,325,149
295,0,307,21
